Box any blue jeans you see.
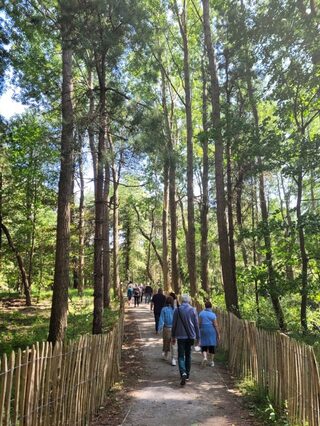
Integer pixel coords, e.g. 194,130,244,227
177,339,193,377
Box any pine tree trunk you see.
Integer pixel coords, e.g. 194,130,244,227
200,59,209,295
236,169,248,267
103,163,110,308
202,0,240,316
112,177,120,300
175,1,197,297
161,67,179,294
92,53,106,335
78,139,85,296
162,160,170,292
48,7,74,342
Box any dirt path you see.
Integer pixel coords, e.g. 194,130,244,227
93,304,262,426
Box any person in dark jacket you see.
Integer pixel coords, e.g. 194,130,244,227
144,284,153,304
151,288,166,333
171,294,200,386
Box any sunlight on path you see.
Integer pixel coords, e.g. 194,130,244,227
122,304,260,426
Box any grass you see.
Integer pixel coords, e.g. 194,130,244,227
0,288,120,355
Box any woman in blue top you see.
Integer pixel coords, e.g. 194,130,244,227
199,301,220,367
158,296,176,366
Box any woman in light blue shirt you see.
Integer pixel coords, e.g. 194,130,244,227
199,301,220,367
158,296,176,366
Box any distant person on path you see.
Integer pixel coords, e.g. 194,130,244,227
139,284,145,303
133,285,141,307
151,288,166,333
199,301,220,367
169,292,178,308
127,283,133,306
171,294,200,386
144,284,153,304
158,296,176,366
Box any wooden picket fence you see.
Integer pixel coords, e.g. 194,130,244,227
213,307,320,426
0,312,123,426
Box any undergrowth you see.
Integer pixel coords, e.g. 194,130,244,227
238,378,303,426
0,288,120,355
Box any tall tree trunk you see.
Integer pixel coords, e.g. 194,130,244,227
200,58,209,295
162,160,170,292
92,53,106,335
161,68,179,294
110,140,121,301
224,49,237,292
78,139,85,296
88,67,97,194
48,6,74,343
202,0,240,316
103,162,110,308
239,0,285,329
175,1,197,297
124,212,131,282
250,179,260,319
236,169,248,267
278,174,294,282
169,153,179,294
297,167,308,332
112,176,120,300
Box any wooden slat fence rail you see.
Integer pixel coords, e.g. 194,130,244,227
0,312,123,425
196,303,320,426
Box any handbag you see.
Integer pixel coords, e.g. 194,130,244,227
177,307,194,345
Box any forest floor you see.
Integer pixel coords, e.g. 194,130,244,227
92,304,263,426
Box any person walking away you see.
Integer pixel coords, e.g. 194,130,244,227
169,292,178,308
199,301,220,367
171,294,200,386
139,284,145,303
127,284,133,306
158,296,176,366
151,288,166,333
133,285,141,307
144,284,153,304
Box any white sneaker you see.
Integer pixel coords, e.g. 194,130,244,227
162,352,166,359
210,361,215,367
171,358,176,366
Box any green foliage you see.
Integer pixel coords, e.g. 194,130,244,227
238,378,291,425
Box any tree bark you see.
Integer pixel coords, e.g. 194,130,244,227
103,162,111,308
161,67,179,294
200,57,210,295
202,0,240,316
162,159,170,292
175,0,197,297
92,52,106,335
48,5,74,343
224,49,237,293
78,138,85,296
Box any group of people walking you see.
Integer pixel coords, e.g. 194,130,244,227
150,288,220,386
127,282,153,307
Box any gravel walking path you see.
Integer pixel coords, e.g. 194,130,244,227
93,304,262,426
